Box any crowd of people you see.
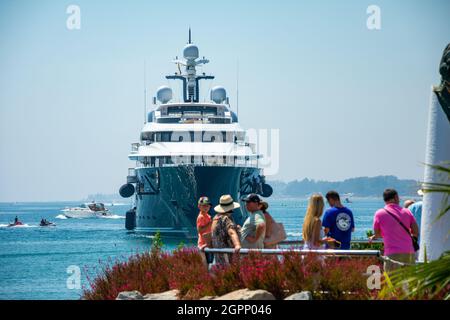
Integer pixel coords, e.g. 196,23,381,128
196,189,421,273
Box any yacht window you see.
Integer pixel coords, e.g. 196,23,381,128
171,131,191,143
209,118,231,124
157,117,181,123
154,132,172,142
203,131,223,143
141,132,154,141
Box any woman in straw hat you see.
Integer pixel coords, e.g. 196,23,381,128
211,194,242,265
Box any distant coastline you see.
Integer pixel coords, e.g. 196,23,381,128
0,175,420,203
268,175,421,198
84,175,421,203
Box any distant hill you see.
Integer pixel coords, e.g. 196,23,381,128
268,175,421,198
85,175,420,201
83,193,125,202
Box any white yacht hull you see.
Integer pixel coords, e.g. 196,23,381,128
61,209,110,219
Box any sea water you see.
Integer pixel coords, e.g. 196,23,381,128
0,198,385,300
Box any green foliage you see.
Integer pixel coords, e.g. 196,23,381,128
152,230,163,251
83,249,381,300
421,162,450,222
380,251,450,300
351,241,383,251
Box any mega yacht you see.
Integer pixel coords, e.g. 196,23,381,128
119,31,272,237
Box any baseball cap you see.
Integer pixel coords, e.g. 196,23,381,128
198,196,211,205
243,193,261,203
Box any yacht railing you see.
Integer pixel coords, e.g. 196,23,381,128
156,116,232,124
278,239,383,246
135,162,259,169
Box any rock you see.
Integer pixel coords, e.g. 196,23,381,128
215,289,275,300
200,296,218,300
143,289,179,300
284,291,313,300
116,290,144,300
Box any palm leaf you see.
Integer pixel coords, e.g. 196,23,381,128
420,163,450,221
423,163,450,174
382,251,450,299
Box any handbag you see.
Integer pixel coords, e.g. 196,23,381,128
264,221,287,246
385,209,420,252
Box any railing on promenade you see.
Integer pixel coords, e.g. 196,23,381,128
203,247,381,257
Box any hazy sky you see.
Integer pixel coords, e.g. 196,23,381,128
0,0,449,201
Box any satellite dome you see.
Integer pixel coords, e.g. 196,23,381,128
210,86,227,104
183,44,199,60
156,86,172,104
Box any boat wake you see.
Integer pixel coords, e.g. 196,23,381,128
0,224,35,228
287,232,301,237
55,214,125,220
100,215,125,219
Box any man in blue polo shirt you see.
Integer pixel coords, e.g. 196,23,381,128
322,191,355,250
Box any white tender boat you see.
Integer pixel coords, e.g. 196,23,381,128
61,203,111,218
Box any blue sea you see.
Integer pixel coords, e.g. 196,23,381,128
0,198,384,300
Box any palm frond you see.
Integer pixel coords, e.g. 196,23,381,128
382,251,450,299
420,163,450,221
423,163,450,174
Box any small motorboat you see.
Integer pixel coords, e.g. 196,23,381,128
61,202,111,219
342,193,354,203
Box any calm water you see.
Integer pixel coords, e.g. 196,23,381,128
0,198,384,300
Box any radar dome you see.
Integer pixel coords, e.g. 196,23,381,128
183,44,199,60
210,86,227,104
156,86,172,104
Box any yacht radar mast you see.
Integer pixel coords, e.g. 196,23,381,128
166,28,215,103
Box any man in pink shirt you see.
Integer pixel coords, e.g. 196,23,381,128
369,189,419,273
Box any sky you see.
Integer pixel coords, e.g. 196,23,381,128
0,0,449,201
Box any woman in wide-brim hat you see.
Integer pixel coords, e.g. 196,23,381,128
214,194,241,213
211,195,241,265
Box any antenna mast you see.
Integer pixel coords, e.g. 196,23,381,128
166,28,214,102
